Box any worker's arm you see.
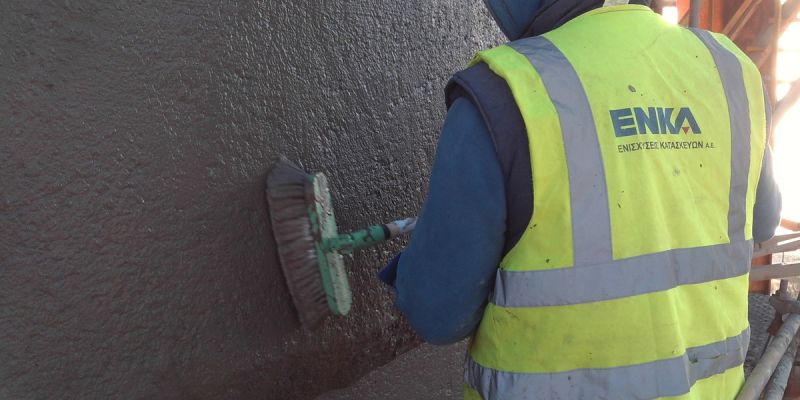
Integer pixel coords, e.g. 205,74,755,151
378,97,505,345
753,152,781,243
753,147,781,243
753,90,782,242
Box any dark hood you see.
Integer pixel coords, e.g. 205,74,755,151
484,0,652,41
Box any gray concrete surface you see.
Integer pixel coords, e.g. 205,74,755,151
0,1,502,399
316,341,467,400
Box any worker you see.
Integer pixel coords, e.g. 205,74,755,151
378,0,783,398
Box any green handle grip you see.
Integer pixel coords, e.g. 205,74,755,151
323,217,417,254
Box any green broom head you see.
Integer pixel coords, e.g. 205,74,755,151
265,157,352,329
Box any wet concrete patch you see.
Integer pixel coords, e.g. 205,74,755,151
316,341,467,400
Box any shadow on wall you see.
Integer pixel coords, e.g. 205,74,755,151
0,1,502,399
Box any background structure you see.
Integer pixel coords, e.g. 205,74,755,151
1,1,502,399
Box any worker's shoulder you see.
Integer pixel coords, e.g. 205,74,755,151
702,30,761,74
446,61,513,109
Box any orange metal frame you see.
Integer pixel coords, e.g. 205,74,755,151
676,0,781,104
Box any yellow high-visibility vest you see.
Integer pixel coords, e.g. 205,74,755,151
464,5,767,399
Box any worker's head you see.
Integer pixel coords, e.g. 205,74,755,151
484,0,653,40
482,0,546,40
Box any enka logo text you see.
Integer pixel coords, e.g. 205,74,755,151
610,107,701,137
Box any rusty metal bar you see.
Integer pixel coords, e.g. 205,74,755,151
729,0,765,40
751,0,781,84
724,0,760,35
736,315,800,400
782,219,800,231
711,0,724,31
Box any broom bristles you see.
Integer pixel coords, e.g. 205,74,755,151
266,158,329,329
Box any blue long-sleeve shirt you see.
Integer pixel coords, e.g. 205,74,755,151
378,97,505,344
379,95,782,345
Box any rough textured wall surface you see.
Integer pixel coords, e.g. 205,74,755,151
0,1,501,399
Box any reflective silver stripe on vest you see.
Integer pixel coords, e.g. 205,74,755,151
493,240,751,307
466,328,749,400
510,38,613,266
690,28,751,242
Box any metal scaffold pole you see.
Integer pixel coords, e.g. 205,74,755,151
737,314,800,400
762,332,800,400
738,283,800,400
690,0,702,27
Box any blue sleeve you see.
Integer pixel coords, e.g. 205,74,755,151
378,97,506,345
752,90,782,243
753,146,781,242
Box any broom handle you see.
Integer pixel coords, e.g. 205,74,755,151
323,217,417,254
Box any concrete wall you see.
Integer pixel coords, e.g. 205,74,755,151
1,1,501,399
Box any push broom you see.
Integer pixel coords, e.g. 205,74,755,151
265,157,417,329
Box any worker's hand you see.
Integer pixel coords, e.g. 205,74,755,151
386,218,417,238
